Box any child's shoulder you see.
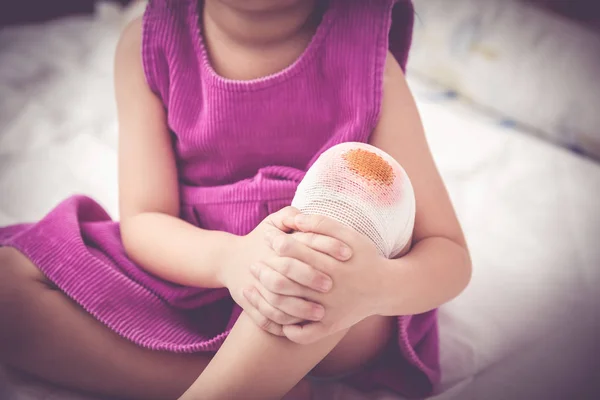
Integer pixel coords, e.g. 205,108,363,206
114,16,158,102
117,17,143,54
115,17,143,73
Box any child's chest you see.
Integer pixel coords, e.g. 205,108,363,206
172,89,339,178
165,68,376,184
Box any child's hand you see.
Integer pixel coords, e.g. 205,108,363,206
242,227,354,330
249,214,387,344
220,207,335,336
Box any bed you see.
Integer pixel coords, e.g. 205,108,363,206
1,1,599,399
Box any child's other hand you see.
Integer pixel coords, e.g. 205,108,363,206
221,207,335,336
243,226,353,332
266,214,386,345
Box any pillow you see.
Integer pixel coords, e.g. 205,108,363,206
408,0,600,160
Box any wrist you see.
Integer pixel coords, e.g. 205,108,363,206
215,233,246,288
373,257,405,317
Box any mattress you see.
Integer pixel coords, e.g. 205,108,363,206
1,2,599,400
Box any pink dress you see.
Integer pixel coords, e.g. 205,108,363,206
0,0,440,396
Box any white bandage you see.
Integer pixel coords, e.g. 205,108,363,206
292,142,415,259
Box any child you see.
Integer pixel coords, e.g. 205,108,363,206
0,0,471,399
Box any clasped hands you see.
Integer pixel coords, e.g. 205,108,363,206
220,207,387,345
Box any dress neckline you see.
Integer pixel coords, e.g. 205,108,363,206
190,0,338,92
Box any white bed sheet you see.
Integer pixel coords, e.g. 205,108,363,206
1,3,599,400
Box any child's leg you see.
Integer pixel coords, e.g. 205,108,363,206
0,247,394,399
184,312,394,399
179,241,407,399
0,247,209,400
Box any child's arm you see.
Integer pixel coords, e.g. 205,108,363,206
369,52,472,317
114,19,237,288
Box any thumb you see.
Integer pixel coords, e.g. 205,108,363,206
282,322,328,345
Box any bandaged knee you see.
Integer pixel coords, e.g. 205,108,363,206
292,142,415,259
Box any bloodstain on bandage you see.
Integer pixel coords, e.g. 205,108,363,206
292,142,415,258
342,148,395,186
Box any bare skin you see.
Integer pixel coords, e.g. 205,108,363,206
0,247,209,400
0,246,393,400
0,0,470,399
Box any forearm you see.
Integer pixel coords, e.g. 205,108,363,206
121,212,242,288
376,237,471,316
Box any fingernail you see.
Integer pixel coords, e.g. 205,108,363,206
249,264,258,276
313,306,325,320
320,278,333,292
339,246,352,260
295,214,309,227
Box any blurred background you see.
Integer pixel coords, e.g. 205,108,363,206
1,1,599,399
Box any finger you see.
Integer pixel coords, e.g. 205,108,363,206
282,322,329,345
266,232,337,278
253,258,331,294
254,284,325,322
242,288,285,336
242,287,304,325
253,254,332,293
294,214,355,244
266,206,300,233
291,232,352,261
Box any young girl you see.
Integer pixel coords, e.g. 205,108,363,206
0,0,471,399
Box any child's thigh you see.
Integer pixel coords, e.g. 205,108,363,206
312,315,395,377
0,247,210,400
